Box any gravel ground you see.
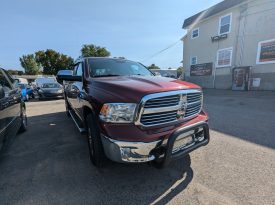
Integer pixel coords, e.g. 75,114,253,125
0,90,274,205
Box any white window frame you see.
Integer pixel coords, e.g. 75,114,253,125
190,56,197,65
191,28,199,39
256,38,275,65
218,13,232,35
216,47,233,68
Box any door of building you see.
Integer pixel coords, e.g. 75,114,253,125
232,66,251,91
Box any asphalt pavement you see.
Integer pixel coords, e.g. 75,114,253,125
0,90,274,205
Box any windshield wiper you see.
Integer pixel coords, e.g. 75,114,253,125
93,74,121,77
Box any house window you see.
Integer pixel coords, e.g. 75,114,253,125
191,28,199,39
190,56,197,65
216,47,233,67
219,13,232,35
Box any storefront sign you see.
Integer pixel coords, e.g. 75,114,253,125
256,39,275,64
190,63,212,76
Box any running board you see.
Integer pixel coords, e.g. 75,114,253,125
68,110,86,134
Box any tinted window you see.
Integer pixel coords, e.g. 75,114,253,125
76,63,83,76
88,58,153,77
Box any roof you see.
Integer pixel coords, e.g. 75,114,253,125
182,0,247,29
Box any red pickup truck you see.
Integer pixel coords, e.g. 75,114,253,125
57,57,209,168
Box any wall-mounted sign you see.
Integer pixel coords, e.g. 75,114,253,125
190,63,213,76
256,39,275,64
211,34,228,42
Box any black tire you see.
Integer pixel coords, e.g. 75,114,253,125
86,114,106,167
65,100,71,117
19,106,27,133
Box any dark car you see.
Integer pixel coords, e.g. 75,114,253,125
57,57,209,168
37,83,64,100
0,68,27,150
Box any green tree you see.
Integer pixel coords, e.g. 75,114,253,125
177,66,184,78
19,54,40,75
35,49,74,75
147,64,161,70
81,44,111,57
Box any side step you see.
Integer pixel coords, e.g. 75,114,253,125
68,110,87,134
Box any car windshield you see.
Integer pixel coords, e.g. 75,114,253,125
42,83,61,88
88,58,154,77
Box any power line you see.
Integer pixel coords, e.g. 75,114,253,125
141,39,181,62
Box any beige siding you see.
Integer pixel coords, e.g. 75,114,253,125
183,0,275,90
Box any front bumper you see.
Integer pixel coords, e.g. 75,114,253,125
39,93,64,99
101,121,209,163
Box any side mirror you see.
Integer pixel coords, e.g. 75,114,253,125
56,70,81,84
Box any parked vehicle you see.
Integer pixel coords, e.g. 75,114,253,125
37,83,64,100
0,68,27,150
35,76,57,88
14,77,28,85
18,83,34,101
57,57,209,168
151,69,177,79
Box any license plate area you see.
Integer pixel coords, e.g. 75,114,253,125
172,130,195,154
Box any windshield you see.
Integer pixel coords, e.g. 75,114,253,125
42,83,61,88
88,58,154,77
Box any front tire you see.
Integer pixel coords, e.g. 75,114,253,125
86,114,106,167
65,100,71,117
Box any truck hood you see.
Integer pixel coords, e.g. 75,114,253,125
90,76,201,103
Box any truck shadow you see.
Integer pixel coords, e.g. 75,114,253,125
0,111,194,205
97,155,193,204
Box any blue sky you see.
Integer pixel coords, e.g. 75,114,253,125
0,0,221,70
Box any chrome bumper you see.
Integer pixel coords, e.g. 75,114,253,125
100,121,209,164
101,134,161,163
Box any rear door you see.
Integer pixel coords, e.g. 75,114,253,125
0,69,21,129
0,69,9,146
0,69,21,146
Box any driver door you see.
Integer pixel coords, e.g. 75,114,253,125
67,63,84,120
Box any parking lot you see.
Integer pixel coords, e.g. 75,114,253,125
0,90,275,205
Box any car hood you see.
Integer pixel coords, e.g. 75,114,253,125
90,76,200,103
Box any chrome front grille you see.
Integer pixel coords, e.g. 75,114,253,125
144,95,180,108
185,92,202,118
136,90,202,127
140,110,178,126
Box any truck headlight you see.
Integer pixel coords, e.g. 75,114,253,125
99,103,137,123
